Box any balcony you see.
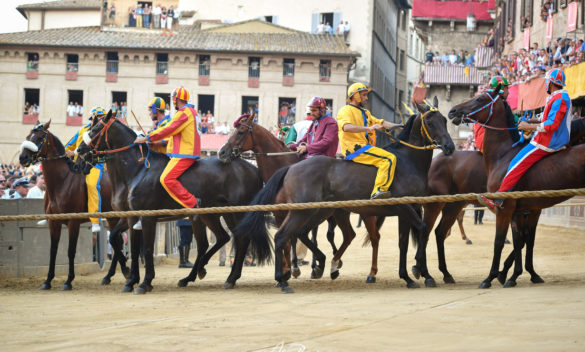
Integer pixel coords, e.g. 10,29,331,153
22,113,39,124
26,69,38,79
106,60,118,82
199,63,210,86
248,77,259,88
156,62,168,84
65,63,78,80
282,76,294,86
423,65,485,85
66,115,83,126
475,47,494,68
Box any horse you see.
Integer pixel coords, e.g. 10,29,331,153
448,86,585,288
76,112,265,293
18,121,129,290
233,98,455,292
218,114,341,278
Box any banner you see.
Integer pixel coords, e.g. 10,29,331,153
545,15,553,43
507,84,519,110
565,62,585,99
518,77,547,110
523,28,530,50
567,1,578,32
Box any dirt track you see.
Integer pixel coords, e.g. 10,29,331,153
1,215,584,352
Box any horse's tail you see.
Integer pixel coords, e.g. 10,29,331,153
361,216,386,247
233,165,291,265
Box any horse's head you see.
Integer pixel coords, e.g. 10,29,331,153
19,120,52,167
77,109,133,159
448,85,505,127
412,96,455,155
218,113,256,162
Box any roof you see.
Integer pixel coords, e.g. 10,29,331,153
17,0,101,19
204,18,304,34
0,25,358,57
412,0,495,21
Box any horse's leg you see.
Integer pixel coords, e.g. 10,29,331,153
223,216,251,289
363,216,380,283
412,202,443,281
134,217,156,294
398,216,418,289
310,226,318,270
456,211,471,244
61,221,82,291
524,211,544,284
291,236,300,278
324,210,353,280
273,230,293,293
498,216,523,285
101,219,129,285
41,220,62,290
326,217,341,268
479,205,513,289
409,204,436,288
435,202,464,284
178,216,210,287
122,225,141,293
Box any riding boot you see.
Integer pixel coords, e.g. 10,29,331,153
183,246,194,268
178,245,194,268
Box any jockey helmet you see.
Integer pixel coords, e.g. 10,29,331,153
172,87,190,107
546,68,565,91
489,76,509,88
90,106,106,120
347,83,371,103
307,96,327,117
148,97,166,115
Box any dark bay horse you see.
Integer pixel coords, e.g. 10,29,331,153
77,113,265,293
233,99,455,292
449,87,585,288
18,121,128,290
218,114,341,278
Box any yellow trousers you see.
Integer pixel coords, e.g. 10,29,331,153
349,145,397,197
86,165,104,224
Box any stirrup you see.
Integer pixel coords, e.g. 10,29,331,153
91,223,101,232
477,195,502,215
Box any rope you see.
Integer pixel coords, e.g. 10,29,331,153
1,188,585,222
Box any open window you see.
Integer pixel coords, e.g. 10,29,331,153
66,89,84,126
26,53,39,79
319,60,331,82
278,97,296,126
111,91,127,119
22,88,40,124
156,53,168,84
66,54,79,80
106,51,118,82
199,55,210,86
248,57,261,88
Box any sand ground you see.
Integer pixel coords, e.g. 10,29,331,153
1,214,584,352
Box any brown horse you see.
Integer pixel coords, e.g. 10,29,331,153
218,114,341,278
18,121,127,290
233,99,455,292
449,87,585,288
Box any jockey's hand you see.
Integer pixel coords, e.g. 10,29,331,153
65,150,75,158
370,124,384,131
134,136,148,144
297,145,308,155
518,121,535,132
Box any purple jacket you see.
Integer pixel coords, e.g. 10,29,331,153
290,115,339,158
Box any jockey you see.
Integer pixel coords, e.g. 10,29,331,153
284,105,313,145
134,87,201,209
478,68,572,213
147,97,171,154
289,96,339,158
474,76,510,153
337,83,402,199
65,106,106,233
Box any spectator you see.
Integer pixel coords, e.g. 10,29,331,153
121,102,127,118
172,5,180,30
425,48,434,66
152,3,161,29
136,3,143,28
27,173,45,199
337,21,345,36
67,102,74,116
77,104,83,117
143,4,151,28
316,21,325,34
9,177,30,199
108,3,116,25
324,22,332,34
206,110,214,130
27,54,39,70
24,102,30,115
128,6,136,27
343,21,350,41
201,120,208,134
160,7,167,29
449,50,458,66
32,104,39,115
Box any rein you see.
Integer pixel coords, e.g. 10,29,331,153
463,92,518,131
28,128,68,162
385,109,442,150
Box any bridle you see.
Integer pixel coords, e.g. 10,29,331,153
225,118,256,159
462,91,517,131
386,107,443,150
25,126,67,163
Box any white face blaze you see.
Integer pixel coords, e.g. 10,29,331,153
20,140,39,153
82,131,92,146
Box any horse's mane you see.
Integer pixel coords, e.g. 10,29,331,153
503,101,520,143
570,118,585,146
48,131,78,172
387,113,417,149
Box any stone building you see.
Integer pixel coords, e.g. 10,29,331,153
0,20,357,161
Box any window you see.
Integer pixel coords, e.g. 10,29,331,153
505,0,516,40
278,97,296,126
66,54,78,72
248,57,260,78
111,91,127,118
398,90,404,111
399,50,405,71
67,90,83,115
242,96,259,116
199,55,210,76
520,0,533,29
198,95,215,115
23,88,40,114
401,10,407,31
264,15,278,24
27,53,39,71
156,53,168,75
106,52,118,73
283,58,295,76
319,60,331,81
311,12,342,34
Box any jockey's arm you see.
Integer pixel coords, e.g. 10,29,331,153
342,123,375,133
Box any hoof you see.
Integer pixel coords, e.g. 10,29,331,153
365,276,376,284
223,281,235,290
40,282,51,290
497,272,507,285
281,284,294,294
197,269,207,280
101,277,111,286
425,278,437,288
177,279,189,288
531,275,545,284
411,265,421,280
134,283,153,295
465,239,473,245
406,281,420,289
122,267,130,279
478,281,492,289
330,270,339,280
503,279,517,288
121,284,134,293
310,267,324,279
62,283,73,291
443,275,456,284
337,260,343,269
291,266,301,279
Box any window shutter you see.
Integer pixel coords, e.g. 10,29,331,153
311,13,319,33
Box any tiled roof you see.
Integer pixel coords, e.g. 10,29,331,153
17,0,101,10
0,26,358,57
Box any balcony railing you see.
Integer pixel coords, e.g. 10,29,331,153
423,65,485,85
156,61,168,75
475,47,494,68
199,63,210,77
283,62,295,77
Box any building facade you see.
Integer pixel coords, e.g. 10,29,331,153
0,21,356,161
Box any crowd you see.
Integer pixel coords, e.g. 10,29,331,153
196,110,231,135
425,48,476,67
126,3,180,30
491,37,585,86
23,102,39,115
111,101,128,119
315,20,351,40
0,163,45,200
66,102,84,117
